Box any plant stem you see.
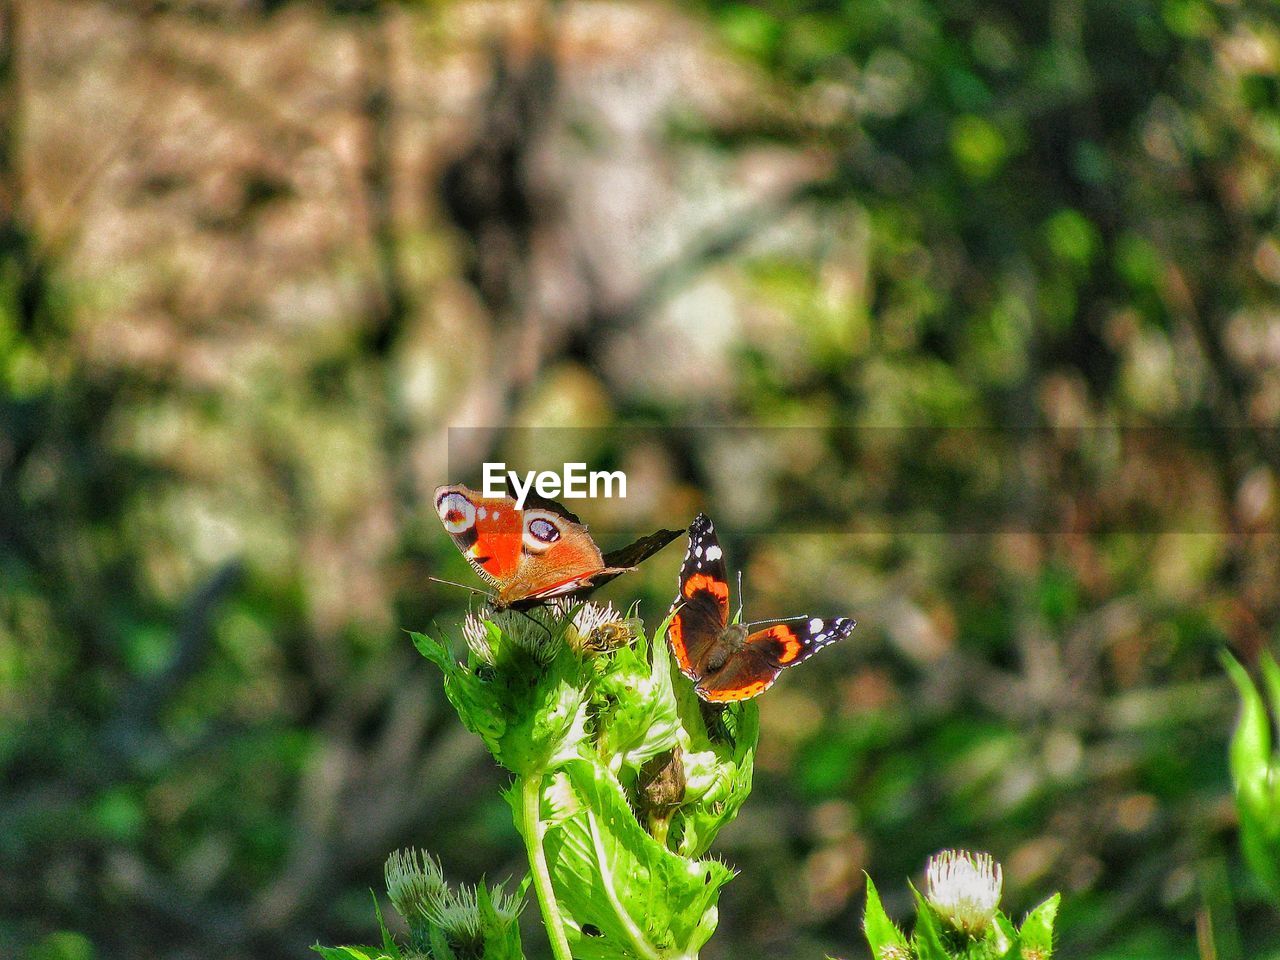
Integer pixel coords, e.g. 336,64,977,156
521,774,573,960
647,811,670,848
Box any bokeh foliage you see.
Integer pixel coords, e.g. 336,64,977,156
2,0,1279,959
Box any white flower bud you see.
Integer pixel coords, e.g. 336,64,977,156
461,612,495,663
925,849,1003,935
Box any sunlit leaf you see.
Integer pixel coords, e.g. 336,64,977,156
1018,893,1060,958
863,874,911,955
531,758,734,960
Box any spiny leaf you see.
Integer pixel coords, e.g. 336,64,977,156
988,911,1017,958
411,631,507,752
909,881,951,960
592,642,681,771
1017,893,1059,958
311,947,397,960
373,894,403,960
534,758,735,960
863,874,911,956
427,924,458,960
410,629,589,777
475,881,525,960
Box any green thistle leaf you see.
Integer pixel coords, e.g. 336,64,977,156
909,881,951,960
311,947,398,960
411,627,589,777
528,757,735,960
863,875,911,957
987,911,1017,958
1222,653,1272,806
592,638,681,770
373,894,404,960
410,631,507,754
1017,893,1060,958
475,882,525,960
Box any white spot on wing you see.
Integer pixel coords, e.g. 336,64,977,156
705,545,722,561
809,618,822,632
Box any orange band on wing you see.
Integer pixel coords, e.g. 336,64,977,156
668,613,693,673
699,678,771,702
683,572,729,605
767,624,803,664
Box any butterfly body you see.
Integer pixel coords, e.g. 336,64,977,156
668,513,856,702
697,623,748,673
435,483,680,609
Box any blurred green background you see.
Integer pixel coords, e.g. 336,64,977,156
2,0,1279,957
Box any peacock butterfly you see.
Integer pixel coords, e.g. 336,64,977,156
434,483,681,610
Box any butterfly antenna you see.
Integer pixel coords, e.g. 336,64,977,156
743,614,811,630
735,570,744,624
428,576,491,601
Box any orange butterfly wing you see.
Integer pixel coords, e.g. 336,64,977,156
435,484,681,609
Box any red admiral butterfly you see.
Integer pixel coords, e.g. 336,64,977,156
435,484,680,610
667,513,856,702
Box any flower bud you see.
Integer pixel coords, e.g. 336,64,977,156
385,847,446,923
462,613,496,664
924,849,1003,935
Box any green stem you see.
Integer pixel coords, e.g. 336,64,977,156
647,811,671,848
521,774,573,960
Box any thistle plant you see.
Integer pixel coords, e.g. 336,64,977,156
859,849,1060,960
924,851,1003,938
1222,650,1280,907
317,600,757,960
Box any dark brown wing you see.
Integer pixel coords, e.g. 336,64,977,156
745,618,857,668
601,528,683,570
667,514,731,680
695,617,858,701
587,527,683,594
694,644,781,703
696,619,855,701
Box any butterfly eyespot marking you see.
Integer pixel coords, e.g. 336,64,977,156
529,518,558,542
436,491,476,533
522,512,562,552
